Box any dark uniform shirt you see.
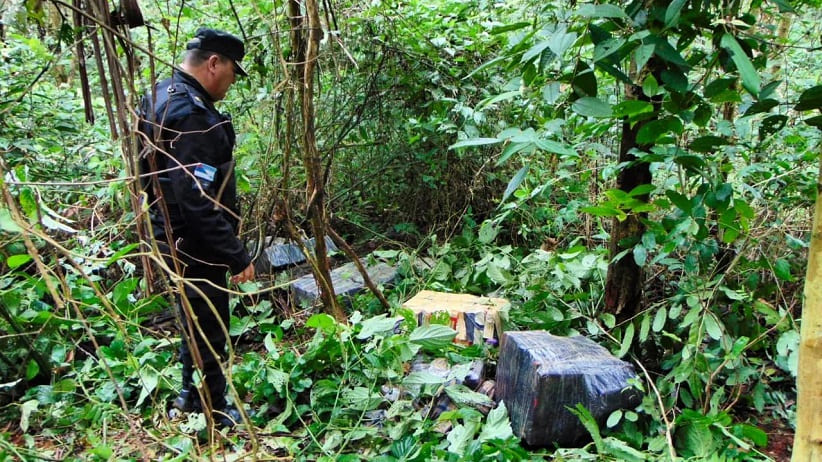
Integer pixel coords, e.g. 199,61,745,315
138,69,251,278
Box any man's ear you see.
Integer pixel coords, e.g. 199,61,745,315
207,54,221,72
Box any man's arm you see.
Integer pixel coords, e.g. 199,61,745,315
165,112,252,276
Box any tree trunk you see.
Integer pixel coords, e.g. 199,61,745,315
604,82,655,319
793,154,822,461
290,0,346,322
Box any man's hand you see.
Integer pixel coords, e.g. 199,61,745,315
231,263,255,284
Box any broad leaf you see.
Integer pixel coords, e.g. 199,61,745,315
409,325,457,349
449,138,501,150
796,85,822,111
478,402,515,442
577,4,628,19
502,165,529,203
720,34,760,95
572,97,612,118
689,136,729,153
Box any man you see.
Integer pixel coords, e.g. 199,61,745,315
138,27,254,428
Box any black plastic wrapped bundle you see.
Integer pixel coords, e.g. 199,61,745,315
495,331,642,447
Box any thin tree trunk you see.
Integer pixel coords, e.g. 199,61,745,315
604,80,656,319
793,153,822,461
290,0,346,322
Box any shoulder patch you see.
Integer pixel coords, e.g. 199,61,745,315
187,92,208,111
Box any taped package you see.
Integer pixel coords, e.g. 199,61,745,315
402,290,508,345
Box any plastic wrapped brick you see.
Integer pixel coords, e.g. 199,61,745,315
495,331,642,447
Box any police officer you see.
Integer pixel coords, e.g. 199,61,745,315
138,27,254,428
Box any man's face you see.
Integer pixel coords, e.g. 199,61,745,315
208,55,237,101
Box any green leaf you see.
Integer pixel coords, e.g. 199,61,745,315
633,245,647,266
502,165,529,203
136,366,159,407
740,424,768,447
26,360,39,381
612,100,653,118
263,333,279,358
357,314,401,340
666,190,692,212
7,254,32,269
704,78,737,98
445,384,495,407
593,38,625,63
689,135,729,153
770,0,795,12
572,61,597,97
653,307,667,332
548,31,578,57
449,138,501,150
634,44,655,72
618,323,634,358
403,371,447,386
20,399,38,433
581,205,626,219
805,115,822,129
759,115,788,140
0,208,23,233
720,34,760,95
490,22,531,35
105,243,140,267
569,404,604,453
796,85,822,111
665,0,687,27
535,139,577,157
306,313,337,334
477,91,520,110
637,117,683,144
409,324,457,350
646,35,690,69
704,314,722,340
496,141,533,166
577,4,628,19
773,258,793,281
742,99,778,117
642,74,659,97
479,402,515,442
522,40,551,64
572,97,613,118
478,220,498,244
606,409,623,428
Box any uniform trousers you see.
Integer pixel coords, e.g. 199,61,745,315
177,262,230,411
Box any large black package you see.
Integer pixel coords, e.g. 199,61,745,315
495,331,641,447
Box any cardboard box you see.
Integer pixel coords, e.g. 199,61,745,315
402,290,507,345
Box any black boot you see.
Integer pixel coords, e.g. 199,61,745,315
213,403,243,428
170,388,202,413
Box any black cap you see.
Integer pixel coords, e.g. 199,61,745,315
186,27,247,77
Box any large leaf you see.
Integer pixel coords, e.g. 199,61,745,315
577,4,628,19
572,97,612,118
445,384,495,407
720,34,760,96
535,139,577,157
689,135,729,153
478,402,515,442
665,0,687,27
795,85,822,111
548,31,578,57
408,324,457,349
449,138,501,150
593,38,625,63
357,314,402,340
0,208,23,233
572,61,597,97
502,165,529,203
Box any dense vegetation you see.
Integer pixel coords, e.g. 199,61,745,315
1,0,820,459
